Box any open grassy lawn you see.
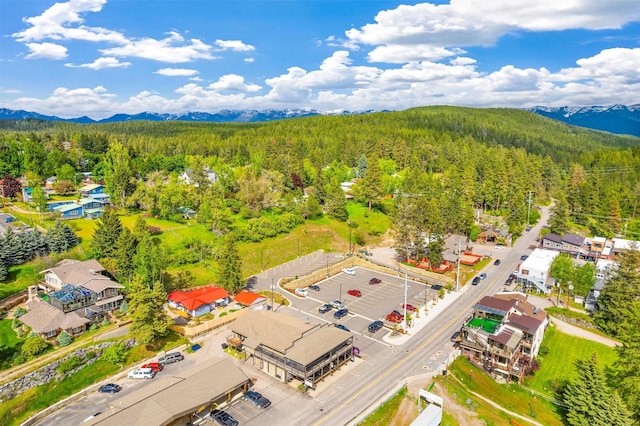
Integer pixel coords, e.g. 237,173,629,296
443,357,564,426
0,264,41,300
359,386,408,426
524,326,618,395
0,319,19,348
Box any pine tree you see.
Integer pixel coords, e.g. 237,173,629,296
57,331,72,347
127,278,170,346
0,260,7,282
548,194,570,235
218,235,243,293
90,207,123,259
115,228,137,283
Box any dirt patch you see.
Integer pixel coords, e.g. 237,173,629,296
431,381,484,426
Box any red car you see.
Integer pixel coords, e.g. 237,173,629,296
141,362,164,372
369,277,382,285
347,289,362,297
386,314,402,323
401,304,417,312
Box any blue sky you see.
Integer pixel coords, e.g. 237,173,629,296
1,0,639,119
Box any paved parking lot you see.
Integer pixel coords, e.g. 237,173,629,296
284,266,443,339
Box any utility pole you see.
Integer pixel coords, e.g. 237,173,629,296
403,272,408,334
456,240,461,292
271,278,274,311
526,191,533,226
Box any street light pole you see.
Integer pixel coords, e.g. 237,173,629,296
271,278,274,311
403,272,408,333
456,240,461,292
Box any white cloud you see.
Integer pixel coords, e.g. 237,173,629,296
345,0,640,63
65,57,131,69
208,74,261,92
25,42,68,60
100,32,216,63
215,40,255,52
244,57,255,63
13,0,127,44
155,68,199,77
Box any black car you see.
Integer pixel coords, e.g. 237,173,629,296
318,303,332,314
431,284,443,291
450,331,461,342
244,390,271,408
98,383,122,393
368,320,384,333
493,259,501,266
334,308,349,319
309,284,321,291
369,277,382,285
334,323,350,332
472,277,481,285
520,255,529,261
210,409,238,426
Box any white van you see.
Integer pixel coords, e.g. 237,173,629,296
128,367,156,380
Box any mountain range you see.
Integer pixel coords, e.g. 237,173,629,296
0,105,639,137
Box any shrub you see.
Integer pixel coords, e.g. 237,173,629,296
57,331,72,347
13,307,26,318
101,342,128,365
21,336,49,358
57,355,83,374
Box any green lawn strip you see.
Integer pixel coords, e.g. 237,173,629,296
0,319,19,347
440,411,459,426
524,326,617,395
0,264,41,300
449,357,564,425
359,385,408,426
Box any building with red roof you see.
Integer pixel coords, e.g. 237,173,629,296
234,291,268,309
168,286,230,317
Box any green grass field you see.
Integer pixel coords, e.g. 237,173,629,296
0,319,20,348
525,325,618,395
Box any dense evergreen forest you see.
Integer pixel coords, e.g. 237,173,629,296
0,106,638,241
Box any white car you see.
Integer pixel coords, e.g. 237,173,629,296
342,267,356,276
295,287,308,297
128,367,156,380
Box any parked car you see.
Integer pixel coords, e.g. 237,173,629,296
472,277,481,286
309,284,320,291
330,300,343,309
496,244,505,250
334,308,349,319
141,362,163,372
368,320,384,333
128,368,156,380
450,331,461,342
401,303,417,312
347,289,362,297
318,303,332,314
342,267,356,276
158,352,184,365
244,390,271,409
369,277,382,285
358,249,372,256
525,225,532,231
479,273,487,280
431,284,443,291
390,309,403,318
295,287,308,297
493,259,501,266
210,409,238,426
98,383,122,393
334,323,350,332
386,314,403,323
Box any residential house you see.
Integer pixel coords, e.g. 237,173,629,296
178,206,197,219
21,187,33,203
45,176,57,189
234,291,268,309
459,293,548,382
79,183,105,197
20,259,124,338
53,203,84,219
583,236,613,261
46,200,75,211
612,238,640,257
514,248,559,294
168,286,230,317
541,232,584,258
52,197,107,220
179,166,218,186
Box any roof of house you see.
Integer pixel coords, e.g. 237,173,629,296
493,293,548,322
233,291,267,306
506,313,543,334
41,259,107,286
543,233,562,243
285,325,353,366
54,203,83,213
520,248,560,272
78,197,104,206
88,357,250,426
562,233,584,246
81,278,124,293
474,295,515,316
492,328,523,349
20,298,90,333
167,286,229,311
79,184,104,192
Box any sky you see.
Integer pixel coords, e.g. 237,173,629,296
1,0,640,120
